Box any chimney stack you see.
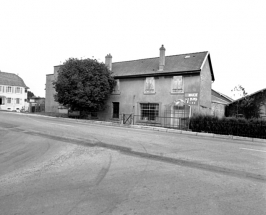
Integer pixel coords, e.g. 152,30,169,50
159,45,165,71
105,54,112,71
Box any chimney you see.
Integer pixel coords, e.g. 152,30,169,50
159,45,165,71
105,54,112,71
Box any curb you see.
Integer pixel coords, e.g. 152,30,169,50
6,112,266,144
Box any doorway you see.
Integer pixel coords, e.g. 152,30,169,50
113,102,119,118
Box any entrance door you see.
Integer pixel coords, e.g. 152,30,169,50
113,102,119,118
0,97,2,105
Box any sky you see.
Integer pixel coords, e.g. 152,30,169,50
0,0,265,98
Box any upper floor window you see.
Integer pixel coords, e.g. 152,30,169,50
112,79,120,95
15,87,22,94
144,77,155,94
171,76,183,93
6,86,12,93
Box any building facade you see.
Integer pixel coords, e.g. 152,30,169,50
45,45,215,126
100,46,214,124
0,71,28,111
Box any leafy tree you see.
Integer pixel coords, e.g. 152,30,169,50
53,58,116,114
27,91,35,100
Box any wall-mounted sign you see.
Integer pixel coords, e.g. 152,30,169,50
185,92,199,105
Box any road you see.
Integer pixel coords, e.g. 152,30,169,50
0,111,266,215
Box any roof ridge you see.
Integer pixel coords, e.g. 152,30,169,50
112,51,209,64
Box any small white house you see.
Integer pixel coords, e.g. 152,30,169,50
0,71,28,112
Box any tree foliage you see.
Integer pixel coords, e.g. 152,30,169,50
27,91,35,99
53,58,116,112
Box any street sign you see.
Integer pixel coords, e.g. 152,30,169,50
185,92,199,105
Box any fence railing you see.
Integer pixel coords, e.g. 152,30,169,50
119,114,190,130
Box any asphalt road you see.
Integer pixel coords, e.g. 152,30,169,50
0,112,266,215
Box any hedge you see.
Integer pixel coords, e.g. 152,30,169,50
189,115,266,139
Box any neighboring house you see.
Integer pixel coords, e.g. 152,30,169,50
0,71,28,112
28,96,45,113
226,88,266,119
211,89,234,118
45,71,68,113
45,45,215,127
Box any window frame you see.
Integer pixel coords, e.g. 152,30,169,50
144,77,156,94
171,76,184,94
139,103,159,121
6,86,12,93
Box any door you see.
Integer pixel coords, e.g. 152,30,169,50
113,102,119,118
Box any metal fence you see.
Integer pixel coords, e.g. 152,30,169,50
119,113,190,130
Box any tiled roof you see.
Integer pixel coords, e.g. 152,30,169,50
0,71,28,88
112,51,214,80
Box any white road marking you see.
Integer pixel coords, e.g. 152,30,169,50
48,123,74,127
240,148,266,153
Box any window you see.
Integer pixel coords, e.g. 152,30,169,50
112,79,120,94
16,98,20,104
171,76,183,93
144,77,155,94
140,103,159,121
6,86,12,93
7,98,11,104
15,87,21,94
0,86,2,92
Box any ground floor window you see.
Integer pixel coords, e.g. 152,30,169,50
0,97,3,105
16,98,20,104
140,103,159,121
7,98,11,104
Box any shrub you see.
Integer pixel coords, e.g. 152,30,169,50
189,114,266,139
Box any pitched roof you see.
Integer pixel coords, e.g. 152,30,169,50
229,87,266,104
112,51,214,80
211,89,234,104
0,71,28,88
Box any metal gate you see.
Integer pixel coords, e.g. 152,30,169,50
122,113,133,125
164,100,191,129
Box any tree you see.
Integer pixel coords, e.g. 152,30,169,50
231,85,248,100
53,58,116,114
27,91,35,100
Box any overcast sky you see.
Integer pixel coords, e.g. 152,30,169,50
0,0,265,98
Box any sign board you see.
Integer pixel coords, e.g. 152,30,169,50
185,92,199,105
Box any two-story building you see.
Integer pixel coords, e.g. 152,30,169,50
0,71,28,112
46,45,215,127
